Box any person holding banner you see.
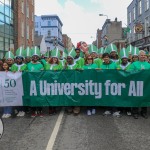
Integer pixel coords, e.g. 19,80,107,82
129,50,150,119
64,48,81,115
11,47,27,117
83,54,98,115
0,59,3,71
27,47,44,117
131,47,139,63
44,48,62,115
100,53,121,117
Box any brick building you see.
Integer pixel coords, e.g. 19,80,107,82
14,0,34,50
62,34,73,51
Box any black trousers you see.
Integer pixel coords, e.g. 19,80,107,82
132,107,147,115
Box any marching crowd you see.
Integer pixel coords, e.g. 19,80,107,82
0,43,150,119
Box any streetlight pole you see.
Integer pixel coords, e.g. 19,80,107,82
99,14,108,20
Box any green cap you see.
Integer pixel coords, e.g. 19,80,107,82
31,46,41,57
68,47,76,59
16,47,25,58
126,45,134,54
98,47,105,54
119,47,129,59
25,47,32,58
51,48,60,58
132,47,139,56
5,51,14,60
107,43,118,54
88,44,98,54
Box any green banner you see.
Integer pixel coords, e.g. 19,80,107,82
22,70,150,107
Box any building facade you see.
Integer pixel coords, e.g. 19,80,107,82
127,0,150,51
62,34,73,51
101,18,126,50
93,29,102,49
35,15,64,51
0,0,15,58
14,0,34,50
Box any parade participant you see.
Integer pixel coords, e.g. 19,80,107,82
131,47,139,62
64,48,81,115
25,47,32,64
118,48,132,116
0,59,3,71
1,51,15,118
44,48,62,115
88,44,102,68
74,48,85,68
27,46,44,117
82,54,98,115
100,53,121,117
59,50,67,67
11,47,27,117
126,45,134,62
129,50,150,119
41,51,49,66
106,43,120,65
98,47,105,59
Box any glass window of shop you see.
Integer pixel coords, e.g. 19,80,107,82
0,0,14,58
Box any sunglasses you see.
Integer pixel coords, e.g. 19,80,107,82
87,58,92,60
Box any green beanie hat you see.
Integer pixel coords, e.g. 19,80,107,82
119,47,129,59
51,48,60,58
88,44,98,54
31,46,41,57
68,47,76,59
132,47,139,56
5,51,14,60
16,47,25,58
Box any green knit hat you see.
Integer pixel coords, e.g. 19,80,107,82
107,43,118,54
31,46,41,57
98,47,105,54
126,45,133,55
68,47,76,59
25,47,32,58
5,51,14,60
88,44,98,54
119,47,129,59
16,47,25,58
132,47,139,56
51,48,60,58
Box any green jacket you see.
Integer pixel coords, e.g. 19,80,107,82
59,59,66,67
27,62,44,71
44,63,62,70
75,57,85,68
100,61,118,69
82,63,98,69
66,63,80,70
94,58,103,68
11,63,27,72
117,62,131,71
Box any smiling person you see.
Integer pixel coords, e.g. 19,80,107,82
131,47,139,63
27,46,44,117
82,54,98,116
44,48,62,115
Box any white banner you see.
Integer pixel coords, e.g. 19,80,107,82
0,72,23,106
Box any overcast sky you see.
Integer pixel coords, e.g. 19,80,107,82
35,0,132,46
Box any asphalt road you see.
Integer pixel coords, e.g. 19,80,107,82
0,107,150,150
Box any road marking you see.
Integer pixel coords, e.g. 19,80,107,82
46,110,64,150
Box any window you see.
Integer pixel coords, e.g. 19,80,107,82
47,30,51,37
32,12,34,21
27,5,29,18
133,7,135,20
35,22,38,28
138,0,142,15
48,21,51,26
22,1,24,14
145,0,149,11
22,21,24,37
27,24,29,39
145,16,150,36
128,12,131,24
32,29,34,41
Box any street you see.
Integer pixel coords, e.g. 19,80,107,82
0,107,150,150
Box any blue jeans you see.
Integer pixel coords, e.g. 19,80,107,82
3,107,12,114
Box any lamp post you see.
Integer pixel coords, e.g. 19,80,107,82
99,14,108,20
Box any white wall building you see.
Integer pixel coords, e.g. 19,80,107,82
35,15,64,53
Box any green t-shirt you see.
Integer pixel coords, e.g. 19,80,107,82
100,61,117,69
27,62,44,71
59,59,66,67
83,63,98,69
44,63,62,70
75,57,85,68
129,61,150,71
117,62,131,71
66,63,80,70
41,59,47,66
94,58,103,68
11,63,27,72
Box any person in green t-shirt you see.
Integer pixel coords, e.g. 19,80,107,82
82,54,98,116
100,53,121,117
129,50,150,119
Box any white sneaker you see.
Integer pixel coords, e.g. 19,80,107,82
127,111,132,116
113,111,121,117
19,111,25,117
91,109,96,115
103,110,111,116
17,111,22,117
2,114,6,118
87,110,92,116
5,114,11,118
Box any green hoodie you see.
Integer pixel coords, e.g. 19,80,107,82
11,63,27,72
44,63,62,70
27,62,44,71
100,61,118,69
